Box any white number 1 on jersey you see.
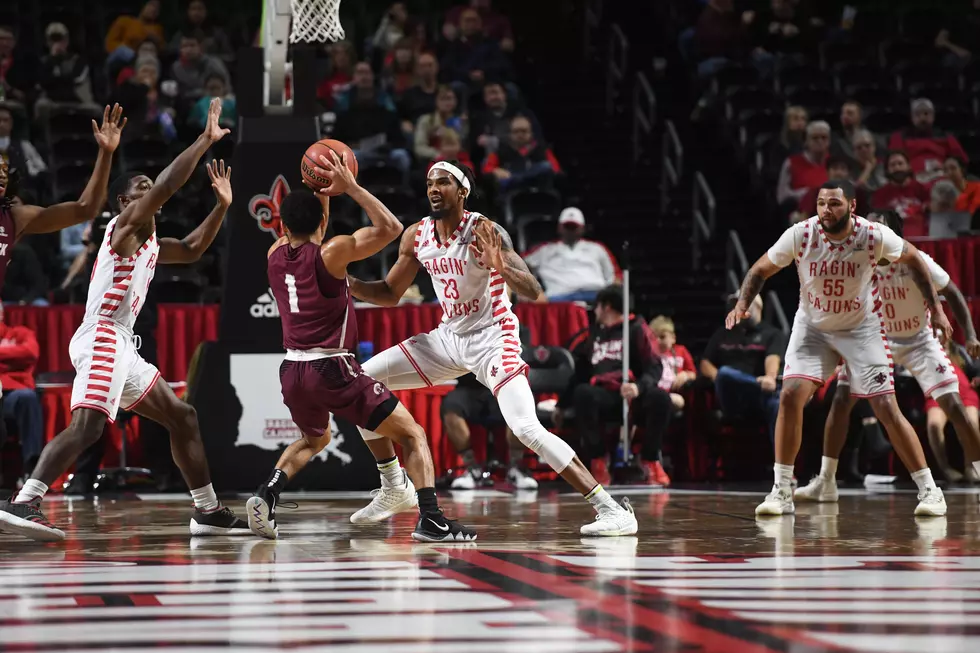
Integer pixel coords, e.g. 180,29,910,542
284,274,300,313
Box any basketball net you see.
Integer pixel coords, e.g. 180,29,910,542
290,0,345,42
263,0,344,107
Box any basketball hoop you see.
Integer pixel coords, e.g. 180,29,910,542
290,0,345,43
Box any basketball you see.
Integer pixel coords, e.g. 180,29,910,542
301,139,358,196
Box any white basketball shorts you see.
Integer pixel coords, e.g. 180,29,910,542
362,314,528,395
839,326,958,399
783,313,894,398
69,319,161,422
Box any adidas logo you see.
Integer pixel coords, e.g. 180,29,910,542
250,289,280,318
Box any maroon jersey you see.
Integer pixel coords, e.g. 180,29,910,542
0,203,15,290
267,241,357,351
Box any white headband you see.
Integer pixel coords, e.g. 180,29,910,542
430,161,471,193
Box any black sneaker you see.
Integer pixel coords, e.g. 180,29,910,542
245,486,296,540
0,499,65,541
412,511,477,542
189,506,251,536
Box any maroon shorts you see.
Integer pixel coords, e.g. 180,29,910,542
279,356,397,435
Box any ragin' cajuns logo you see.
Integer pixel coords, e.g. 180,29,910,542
248,175,291,238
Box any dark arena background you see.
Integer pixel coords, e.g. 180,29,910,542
3,0,980,651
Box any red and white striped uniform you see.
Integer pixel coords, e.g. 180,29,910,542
69,218,161,422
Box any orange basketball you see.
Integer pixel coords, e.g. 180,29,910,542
301,139,358,196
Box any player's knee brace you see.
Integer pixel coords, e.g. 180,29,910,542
510,419,576,473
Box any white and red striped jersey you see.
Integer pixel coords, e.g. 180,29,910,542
84,217,159,330
414,211,514,335
766,216,905,331
876,251,950,338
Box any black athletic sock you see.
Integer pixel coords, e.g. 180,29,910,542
417,487,440,515
266,469,289,494
460,448,477,467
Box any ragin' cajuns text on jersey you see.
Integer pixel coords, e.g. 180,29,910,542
414,211,515,334
875,251,950,339
84,217,159,330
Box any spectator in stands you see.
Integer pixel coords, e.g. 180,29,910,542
945,156,980,216
853,128,887,192
4,242,48,306
935,6,980,71
441,9,510,93
188,74,236,130
371,3,410,54
115,38,160,87
104,0,165,66
169,0,234,63
59,221,98,302
0,304,43,480
333,62,411,178
750,0,815,63
795,155,869,222
767,105,807,179
929,179,971,236
482,115,560,193
414,85,467,162
560,285,673,486
34,23,97,118
0,25,37,105
110,56,176,141
523,207,619,302
397,52,439,128
831,100,864,173
443,0,515,53
692,0,771,79
470,81,541,159
700,295,784,442
0,108,47,184
171,33,231,102
649,315,696,410
60,221,88,272
381,38,418,98
871,150,930,238
428,128,473,172
776,120,830,208
888,98,968,183
316,40,355,109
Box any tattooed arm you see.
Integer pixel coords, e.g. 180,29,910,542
725,254,782,330
471,218,544,300
895,240,953,343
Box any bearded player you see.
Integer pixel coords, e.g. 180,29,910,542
796,208,980,502
336,160,634,535
246,151,475,542
0,99,249,541
729,179,951,518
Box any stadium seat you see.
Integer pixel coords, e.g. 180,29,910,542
724,87,778,123
881,39,938,72
516,213,557,254
738,112,781,148
503,188,562,228
362,187,417,224
821,42,875,72
122,136,172,171
709,65,758,96
356,161,405,189
50,138,99,166
775,62,825,93
862,109,908,135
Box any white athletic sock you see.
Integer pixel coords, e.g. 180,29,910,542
973,461,980,479
911,468,937,493
585,485,619,512
377,457,404,487
14,479,49,504
819,456,839,480
774,463,795,491
190,483,220,513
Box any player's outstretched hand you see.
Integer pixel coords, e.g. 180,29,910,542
204,97,231,142
470,219,503,270
315,150,357,195
966,337,980,359
725,304,751,330
93,104,127,152
931,309,953,346
207,159,232,208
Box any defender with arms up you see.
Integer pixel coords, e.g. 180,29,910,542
728,179,951,518
0,99,248,541
246,151,475,542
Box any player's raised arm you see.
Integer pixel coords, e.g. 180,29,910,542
12,104,126,238
348,223,422,307
892,238,953,344
315,151,404,277
471,218,543,301
114,98,229,239
158,160,232,264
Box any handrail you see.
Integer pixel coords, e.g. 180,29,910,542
606,24,628,116
584,0,603,58
660,119,682,213
765,290,791,333
691,171,715,269
632,71,656,163
725,229,749,278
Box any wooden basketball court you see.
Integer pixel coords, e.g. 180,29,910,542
2,487,980,652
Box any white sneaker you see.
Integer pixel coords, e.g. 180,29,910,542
507,466,539,490
756,486,795,516
350,471,418,524
914,486,947,517
580,498,638,537
450,471,477,490
794,475,839,503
